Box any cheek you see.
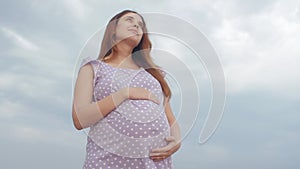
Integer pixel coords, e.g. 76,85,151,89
138,29,143,35
115,24,129,37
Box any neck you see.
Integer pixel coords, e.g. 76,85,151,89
111,40,135,62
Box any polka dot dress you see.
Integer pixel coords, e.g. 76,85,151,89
80,58,173,169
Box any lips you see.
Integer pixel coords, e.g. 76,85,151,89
128,28,138,35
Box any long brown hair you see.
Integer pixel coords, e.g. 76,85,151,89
98,10,171,99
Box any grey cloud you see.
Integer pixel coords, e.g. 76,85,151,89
1,0,300,169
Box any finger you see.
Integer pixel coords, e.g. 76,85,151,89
151,136,176,153
151,143,181,157
149,150,168,156
148,92,160,104
165,136,176,142
150,155,166,159
151,143,175,153
150,94,160,104
152,157,165,162
150,155,170,161
150,152,169,157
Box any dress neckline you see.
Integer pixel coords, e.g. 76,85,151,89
97,59,144,71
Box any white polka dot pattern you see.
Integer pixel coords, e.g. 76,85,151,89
89,118,170,158
80,58,173,169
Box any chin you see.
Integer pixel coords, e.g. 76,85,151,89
124,36,142,47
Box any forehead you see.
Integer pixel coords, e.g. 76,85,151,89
120,13,143,23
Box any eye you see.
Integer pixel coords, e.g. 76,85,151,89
138,22,144,28
126,17,133,22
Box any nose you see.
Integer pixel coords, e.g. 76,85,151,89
133,24,139,29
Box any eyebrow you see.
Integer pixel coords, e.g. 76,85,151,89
124,16,144,27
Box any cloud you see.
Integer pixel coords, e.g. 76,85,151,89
1,27,39,51
0,100,24,118
9,124,83,148
210,1,300,98
173,138,232,169
61,0,90,20
1,0,300,168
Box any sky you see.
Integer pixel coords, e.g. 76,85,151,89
1,0,300,168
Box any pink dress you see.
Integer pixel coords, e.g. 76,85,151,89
80,58,173,169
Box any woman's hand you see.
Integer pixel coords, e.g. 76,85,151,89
150,121,181,161
149,136,181,162
120,87,160,104
149,100,181,161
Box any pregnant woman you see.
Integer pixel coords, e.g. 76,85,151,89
72,10,181,169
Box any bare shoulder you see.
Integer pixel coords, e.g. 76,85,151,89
78,63,94,78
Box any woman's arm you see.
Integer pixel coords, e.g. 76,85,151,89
72,64,127,130
150,100,181,161
72,63,160,130
165,101,181,146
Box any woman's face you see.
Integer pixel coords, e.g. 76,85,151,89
114,12,144,47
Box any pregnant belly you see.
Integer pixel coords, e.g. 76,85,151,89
106,108,169,138
88,100,171,158
115,99,165,123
